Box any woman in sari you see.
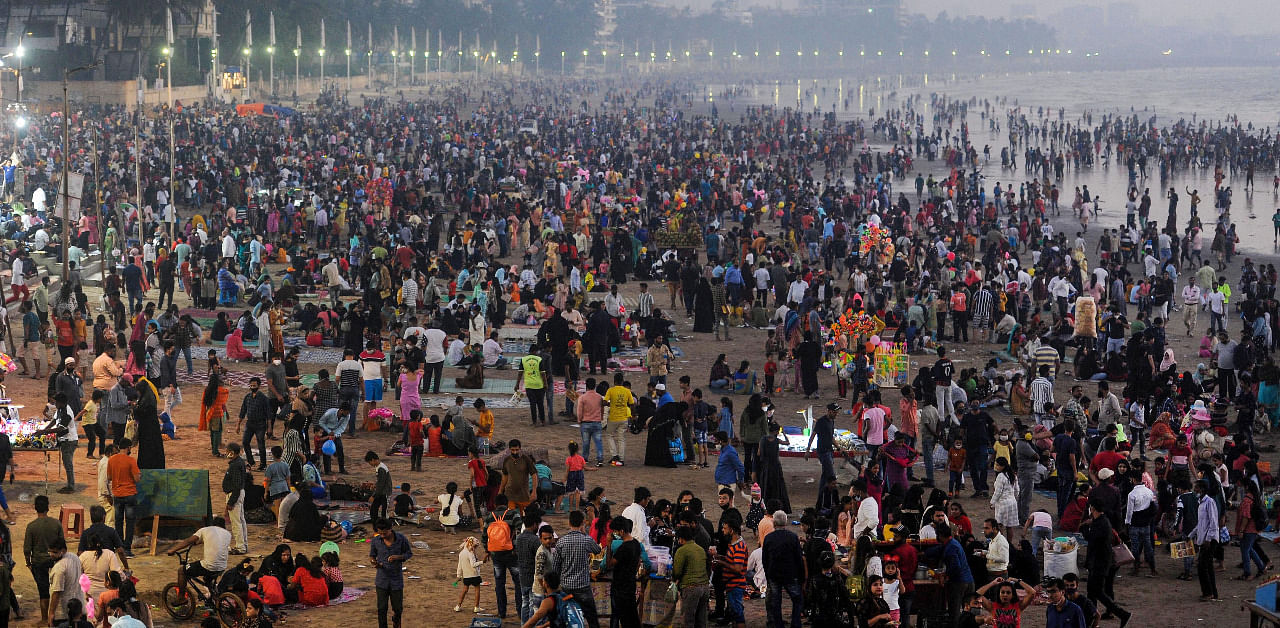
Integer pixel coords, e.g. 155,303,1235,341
1009,373,1031,415
199,371,230,457
225,329,254,362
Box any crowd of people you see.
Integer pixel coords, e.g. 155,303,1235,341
0,71,1276,628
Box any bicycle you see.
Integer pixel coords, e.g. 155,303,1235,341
160,546,245,627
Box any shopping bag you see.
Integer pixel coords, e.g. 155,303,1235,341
1169,540,1197,559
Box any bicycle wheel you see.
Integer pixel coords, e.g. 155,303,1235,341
161,583,197,620
215,592,245,628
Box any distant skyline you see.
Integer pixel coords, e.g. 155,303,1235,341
651,0,1272,36
904,0,1268,36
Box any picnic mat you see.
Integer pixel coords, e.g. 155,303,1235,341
430,379,586,395
213,345,345,365
281,587,367,610
422,395,528,409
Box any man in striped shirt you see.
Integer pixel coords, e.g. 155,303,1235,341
718,518,748,628
636,282,654,323
1032,336,1062,379
971,283,996,342
1030,365,1056,427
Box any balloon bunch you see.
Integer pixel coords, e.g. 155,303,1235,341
369,407,395,425
859,224,893,256
365,177,393,207
831,310,879,338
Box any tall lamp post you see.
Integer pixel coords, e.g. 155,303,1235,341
13,45,22,103
62,62,100,281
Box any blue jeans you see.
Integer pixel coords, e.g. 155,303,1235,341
1031,526,1053,556
580,422,604,463
519,586,538,623
179,346,193,374
921,437,937,485
1243,532,1267,577
766,580,803,628
726,587,745,623
1129,525,1155,569
492,562,523,618
1056,471,1075,518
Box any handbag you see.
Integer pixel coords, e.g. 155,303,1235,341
664,582,680,604
1111,535,1135,566
668,437,685,464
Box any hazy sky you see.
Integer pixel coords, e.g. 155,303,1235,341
902,0,1270,36
676,0,1272,36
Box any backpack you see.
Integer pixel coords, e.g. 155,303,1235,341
486,509,513,552
1251,495,1267,528
552,591,587,628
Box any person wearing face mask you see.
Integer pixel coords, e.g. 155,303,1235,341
1014,430,1042,524
264,353,290,440
238,377,273,469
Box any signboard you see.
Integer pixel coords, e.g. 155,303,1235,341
873,341,910,388
54,173,84,220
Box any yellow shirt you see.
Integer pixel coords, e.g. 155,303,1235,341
79,400,99,427
993,441,1012,465
476,409,494,439
604,386,634,423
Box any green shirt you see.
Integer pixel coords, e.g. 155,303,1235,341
520,355,545,390
673,541,710,588
23,516,63,566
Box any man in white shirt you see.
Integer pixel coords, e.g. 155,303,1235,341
1047,274,1074,318
323,258,344,308
31,185,47,217
421,327,447,393
604,285,623,319
918,509,952,540
165,518,233,581
1207,287,1227,335
622,487,653,549
982,520,1010,576
752,265,771,306
32,227,50,252
787,277,808,304
851,479,880,538
221,230,236,260
482,332,507,369
1181,278,1203,337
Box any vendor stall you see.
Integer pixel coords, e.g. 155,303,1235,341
0,404,62,491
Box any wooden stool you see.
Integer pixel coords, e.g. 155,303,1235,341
58,503,86,538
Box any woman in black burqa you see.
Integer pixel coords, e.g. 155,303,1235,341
794,331,823,398
133,376,165,469
644,401,687,468
755,421,792,514
692,277,715,333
